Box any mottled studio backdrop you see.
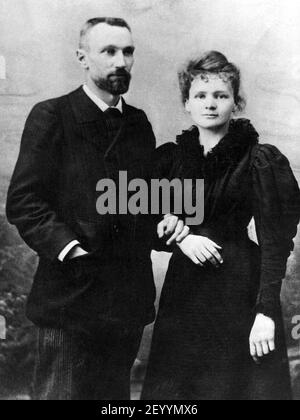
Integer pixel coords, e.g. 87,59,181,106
0,0,300,398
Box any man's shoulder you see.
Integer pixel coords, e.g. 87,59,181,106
124,102,143,113
124,102,150,122
31,87,81,114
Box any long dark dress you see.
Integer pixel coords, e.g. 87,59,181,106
142,119,300,400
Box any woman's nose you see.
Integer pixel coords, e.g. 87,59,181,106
205,97,217,109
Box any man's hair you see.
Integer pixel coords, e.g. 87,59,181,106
178,51,246,112
79,17,131,50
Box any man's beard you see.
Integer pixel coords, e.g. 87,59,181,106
94,69,132,95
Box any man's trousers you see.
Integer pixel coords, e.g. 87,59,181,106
32,325,144,400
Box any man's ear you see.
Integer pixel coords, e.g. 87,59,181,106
76,49,89,70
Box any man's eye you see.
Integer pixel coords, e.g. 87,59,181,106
124,48,134,56
106,49,116,56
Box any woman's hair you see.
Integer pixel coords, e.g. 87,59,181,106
178,51,246,112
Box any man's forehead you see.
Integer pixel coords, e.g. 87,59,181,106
88,23,134,48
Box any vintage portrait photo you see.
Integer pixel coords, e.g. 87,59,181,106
0,0,300,402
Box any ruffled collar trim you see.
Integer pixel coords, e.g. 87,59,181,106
176,119,259,175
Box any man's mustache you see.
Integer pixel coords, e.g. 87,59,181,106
108,69,131,79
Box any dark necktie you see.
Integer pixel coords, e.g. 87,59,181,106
104,107,122,119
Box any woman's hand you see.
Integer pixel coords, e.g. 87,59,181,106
157,215,190,246
249,313,275,363
177,234,223,267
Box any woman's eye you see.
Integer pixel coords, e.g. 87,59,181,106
218,95,229,99
196,95,206,99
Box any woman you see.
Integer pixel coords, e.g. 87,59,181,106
142,51,300,400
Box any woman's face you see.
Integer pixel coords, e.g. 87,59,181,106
185,75,236,130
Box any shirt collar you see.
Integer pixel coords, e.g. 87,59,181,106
83,84,123,113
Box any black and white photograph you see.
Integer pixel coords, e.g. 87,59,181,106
0,0,300,403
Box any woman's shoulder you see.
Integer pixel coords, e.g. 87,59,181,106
152,142,179,178
153,141,178,164
152,128,199,177
253,143,291,169
155,141,178,154
156,126,198,151
154,126,198,157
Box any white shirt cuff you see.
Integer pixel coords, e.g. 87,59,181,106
58,240,80,262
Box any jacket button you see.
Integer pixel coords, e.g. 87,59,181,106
113,224,119,233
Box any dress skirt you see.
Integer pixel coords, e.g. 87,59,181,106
142,235,292,400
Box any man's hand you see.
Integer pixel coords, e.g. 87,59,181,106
249,313,275,364
177,234,223,267
157,214,190,246
66,245,89,260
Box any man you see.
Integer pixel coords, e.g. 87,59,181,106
6,17,186,400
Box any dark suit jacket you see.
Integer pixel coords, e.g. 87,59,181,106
6,87,157,336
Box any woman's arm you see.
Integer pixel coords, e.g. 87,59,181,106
250,144,300,361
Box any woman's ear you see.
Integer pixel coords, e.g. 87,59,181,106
232,104,238,115
185,99,191,113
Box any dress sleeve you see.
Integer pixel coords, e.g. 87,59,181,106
252,144,300,319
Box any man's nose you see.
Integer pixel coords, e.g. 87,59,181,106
115,51,126,68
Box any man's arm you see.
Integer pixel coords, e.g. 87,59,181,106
6,101,78,261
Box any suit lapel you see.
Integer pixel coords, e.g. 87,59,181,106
68,86,110,152
68,87,132,157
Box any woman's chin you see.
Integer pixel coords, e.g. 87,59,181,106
195,121,222,130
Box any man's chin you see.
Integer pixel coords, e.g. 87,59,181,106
110,82,130,95
93,74,131,96
110,88,129,95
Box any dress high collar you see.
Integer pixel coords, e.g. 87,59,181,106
176,119,259,176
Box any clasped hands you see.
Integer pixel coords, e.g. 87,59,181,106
67,215,222,267
158,215,223,268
